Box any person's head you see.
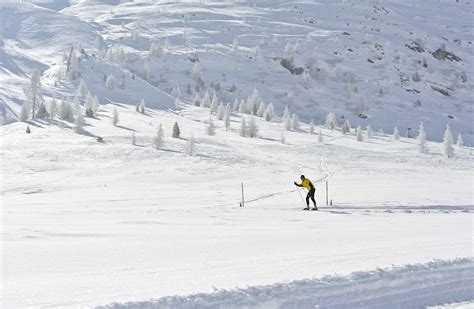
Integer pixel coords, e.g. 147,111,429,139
300,175,305,180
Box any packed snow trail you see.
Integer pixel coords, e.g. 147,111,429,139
100,259,474,309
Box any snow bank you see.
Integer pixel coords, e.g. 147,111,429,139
101,259,474,308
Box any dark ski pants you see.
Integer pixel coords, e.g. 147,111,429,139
306,189,316,207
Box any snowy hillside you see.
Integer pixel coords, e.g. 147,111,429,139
1,1,474,308
1,0,473,143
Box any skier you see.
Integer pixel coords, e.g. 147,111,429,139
294,175,318,210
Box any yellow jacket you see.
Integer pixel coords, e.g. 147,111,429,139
300,178,314,191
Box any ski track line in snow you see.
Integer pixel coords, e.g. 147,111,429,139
99,259,474,309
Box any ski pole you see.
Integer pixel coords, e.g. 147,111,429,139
296,187,307,207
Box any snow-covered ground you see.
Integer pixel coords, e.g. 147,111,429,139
2,103,473,307
1,0,474,308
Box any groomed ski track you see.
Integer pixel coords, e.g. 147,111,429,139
101,259,474,308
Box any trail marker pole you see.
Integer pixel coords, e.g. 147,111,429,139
241,182,244,207
325,181,329,206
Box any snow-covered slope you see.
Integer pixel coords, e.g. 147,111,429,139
2,102,473,307
1,0,473,143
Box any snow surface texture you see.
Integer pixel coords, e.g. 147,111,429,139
1,0,473,143
2,103,473,307
101,259,474,309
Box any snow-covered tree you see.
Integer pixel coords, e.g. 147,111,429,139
202,91,211,108
207,117,216,136
309,120,315,134
326,112,336,130
59,99,72,121
356,126,363,142
210,96,219,114
291,113,299,131
23,69,43,119
442,124,454,158
232,98,240,112
153,124,164,149
239,118,247,137
417,121,427,153
264,103,275,122
49,96,57,119
136,98,146,114
77,78,88,97
149,41,164,58
172,122,180,138
193,94,201,107
175,98,180,109
393,126,400,141
131,133,136,145
92,95,100,115
66,48,80,80
248,115,259,138
35,104,49,119
186,134,195,156
73,102,83,132
112,107,119,126
26,125,31,134
20,101,29,122
367,125,373,138
284,41,295,62
457,133,464,147
341,120,351,134
105,74,115,90
224,104,231,129
172,86,181,98
256,102,266,117
246,88,261,115
239,99,247,114
318,129,323,144
85,93,94,117
217,103,225,120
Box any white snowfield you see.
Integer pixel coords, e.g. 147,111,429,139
2,103,473,308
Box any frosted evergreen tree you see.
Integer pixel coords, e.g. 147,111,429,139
417,121,427,153
136,98,146,114
341,120,351,134
105,74,115,90
131,133,136,146
239,118,247,137
149,41,164,58
74,103,84,133
217,103,225,120
153,124,164,149
264,103,275,122
112,107,119,126
85,93,94,117
66,48,80,80
59,99,69,120
35,104,49,119
393,126,400,141
247,88,261,115
26,125,31,134
318,129,323,144
326,112,336,130
92,95,100,115
238,99,247,114
186,134,195,156
456,133,464,147
202,91,211,108
232,98,240,112
77,79,88,97
442,124,454,158
20,101,29,122
172,122,181,138
248,115,259,138
284,115,291,131
356,126,363,142
224,104,231,130
210,96,219,114
367,125,373,138
49,95,57,119
193,94,201,107
309,120,315,134
257,102,266,117
207,117,216,136
291,114,300,131
172,86,181,98
24,69,43,119
281,133,286,144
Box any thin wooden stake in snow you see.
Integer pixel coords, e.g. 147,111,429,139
326,181,329,206
241,182,245,207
